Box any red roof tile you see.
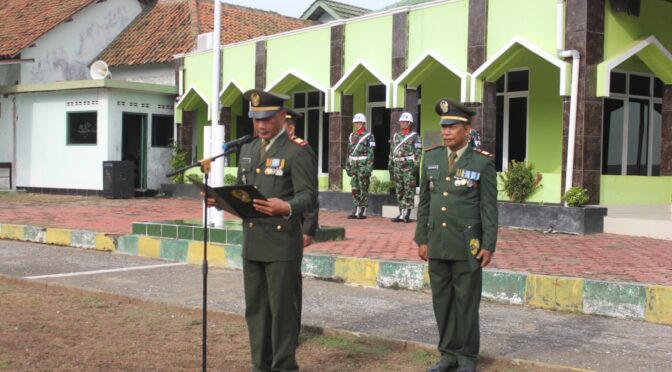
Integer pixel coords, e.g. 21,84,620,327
98,0,312,67
0,0,97,58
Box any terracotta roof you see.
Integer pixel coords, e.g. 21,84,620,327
98,0,312,67
0,0,97,58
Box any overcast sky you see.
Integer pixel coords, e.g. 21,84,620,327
222,0,402,18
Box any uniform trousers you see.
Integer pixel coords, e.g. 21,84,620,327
428,259,482,367
244,259,302,372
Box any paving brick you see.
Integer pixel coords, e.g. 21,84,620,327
2,195,672,286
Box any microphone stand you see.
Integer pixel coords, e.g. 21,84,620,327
166,144,241,372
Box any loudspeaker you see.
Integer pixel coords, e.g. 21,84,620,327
103,161,134,199
90,60,111,79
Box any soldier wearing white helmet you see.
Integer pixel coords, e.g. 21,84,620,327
388,111,422,222
345,113,375,219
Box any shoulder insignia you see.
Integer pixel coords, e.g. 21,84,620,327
473,148,493,157
424,145,443,153
291,136,309,147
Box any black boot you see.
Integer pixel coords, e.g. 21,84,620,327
347,207,360,219
391,208,403,222
403,209,413,223
357,207,367,219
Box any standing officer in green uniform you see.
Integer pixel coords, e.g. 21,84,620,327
237,89,318,372
389,111,422,223
414,98,498,372
345,113,375,219
284,108,319,247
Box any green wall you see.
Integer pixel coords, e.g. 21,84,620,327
497,172,561,204
524,55,564,174
600,176,672,205
419,72,461,139
604,0,672,60
184,51,214,102
222,43,256,92
408,1,468,71
266,28,330,91
487,0,558,57
344,15,392,82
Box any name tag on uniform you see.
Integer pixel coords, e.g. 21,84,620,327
428,165,439,170
240,157,252,166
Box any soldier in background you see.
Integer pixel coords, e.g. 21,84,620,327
284,108,318,247
389,112,422,223
345,113,375,219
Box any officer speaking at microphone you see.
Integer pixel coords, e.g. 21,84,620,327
236,89,318,372
415,98,498,372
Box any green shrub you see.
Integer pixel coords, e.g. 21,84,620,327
564,186,590,207
499,160,542,203
169,143,189,184
187,173,203,183
224,173,237,186
368,176,396,195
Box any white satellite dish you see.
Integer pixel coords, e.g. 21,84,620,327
90,60,111,80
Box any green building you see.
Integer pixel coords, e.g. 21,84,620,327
175,0,672,206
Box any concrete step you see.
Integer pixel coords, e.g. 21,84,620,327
604,217,672,240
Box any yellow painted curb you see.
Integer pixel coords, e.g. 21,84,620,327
1,224,24,240
187,241,226,267
95,233,115,252
187,241,204,264
138,236,161,258
645,285,672,325
334,257,379,287
46,228,72,246
525,275,583,312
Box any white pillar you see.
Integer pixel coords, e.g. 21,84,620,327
210,0,224,226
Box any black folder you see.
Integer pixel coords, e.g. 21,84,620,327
189,176,269,219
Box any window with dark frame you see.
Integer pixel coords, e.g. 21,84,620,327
67,112,97,145
495,70,529,171
151,115,174,147
602,72,662,176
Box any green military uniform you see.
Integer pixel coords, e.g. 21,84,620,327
345,113,375,219
285,109,320,239
414,98,498,371
388,112,422,222
237,90,318,372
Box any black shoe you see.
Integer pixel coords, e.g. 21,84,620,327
391,209,403,222
347,207,359,219
426,362,452,372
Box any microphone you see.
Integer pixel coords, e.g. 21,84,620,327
222,134,255,151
